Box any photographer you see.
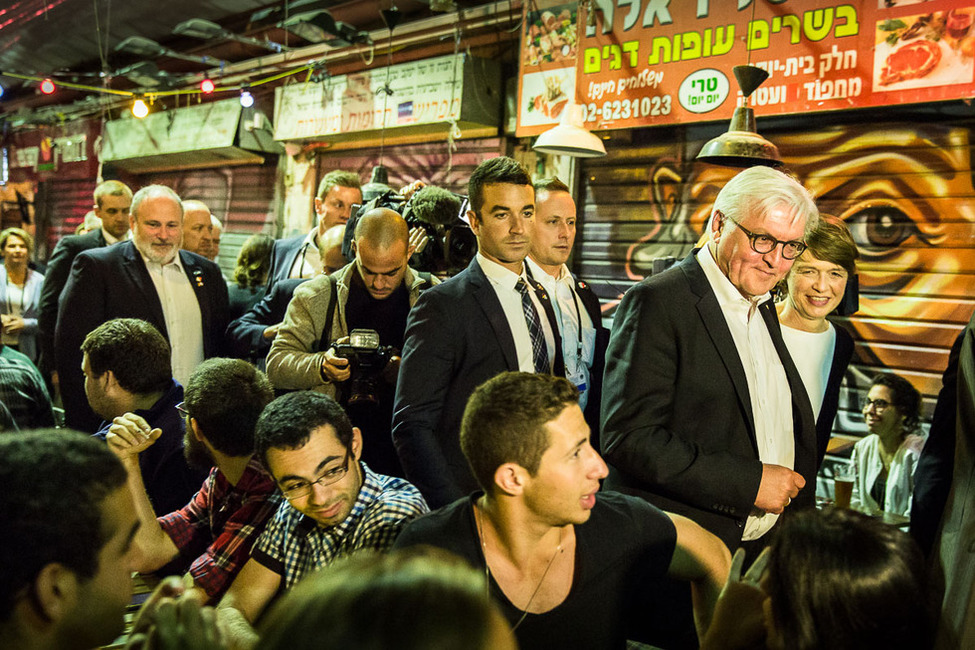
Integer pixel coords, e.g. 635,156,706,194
267,208,437,478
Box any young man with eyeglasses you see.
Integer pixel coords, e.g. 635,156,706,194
216,390,428,649
104,357,279,603
602,165,821,555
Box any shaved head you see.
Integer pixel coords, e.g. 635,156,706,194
354,208,409,249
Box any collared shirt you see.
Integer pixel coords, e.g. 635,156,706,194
102,228,129,245
526,257,595,407
476,253,557,374
140,251,204,388
287,229,323,279
250,463,428,589
158,457,282,602
698,244,794,540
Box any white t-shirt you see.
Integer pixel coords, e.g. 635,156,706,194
780,323,837,421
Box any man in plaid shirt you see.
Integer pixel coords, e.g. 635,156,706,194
216,391,429,648
105,358,278,603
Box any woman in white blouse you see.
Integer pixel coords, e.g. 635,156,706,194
0,227,44,363
776,214,858,461
852,373,924,516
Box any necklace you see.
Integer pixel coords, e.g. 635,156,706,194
473,501,564,631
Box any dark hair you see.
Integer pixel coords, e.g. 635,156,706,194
258,548,503,650
461,372,580,493
183,358,274,457
467,156,532,217
533,177,570,195
80,319,171,394
317,170,362,199
0,430,127,621
765,508,933,650
870,373,921,433
255,391,354,468
801,213,859,276
232,233,274,289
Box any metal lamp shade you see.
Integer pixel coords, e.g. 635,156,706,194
533,103,607,158
696,106,782,168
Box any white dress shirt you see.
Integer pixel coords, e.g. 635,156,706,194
287,229,323,279
476,253,556,373
140,252,204,388
526,257,595,407
699,244,794,540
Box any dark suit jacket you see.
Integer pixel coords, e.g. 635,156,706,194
55,241,229,432
574,277,610,451
37,228,108,373
600,250,818,550
265,234,307,289
392,257,564,508
226,278,307,363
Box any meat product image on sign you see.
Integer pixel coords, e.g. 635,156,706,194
879,40,943,85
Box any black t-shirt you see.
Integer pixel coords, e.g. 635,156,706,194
394,491,678,650
344,269,410,350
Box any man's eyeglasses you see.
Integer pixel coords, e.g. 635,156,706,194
861,397,891,412
280,450,352,500
718,211,807,260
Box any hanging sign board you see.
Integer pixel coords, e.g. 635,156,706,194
517,0,975,134
273,53,500,143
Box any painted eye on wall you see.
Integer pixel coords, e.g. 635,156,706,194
844,204,918,252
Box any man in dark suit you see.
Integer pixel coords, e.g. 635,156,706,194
226,278,307,367
393,156,563,508
56,184,229,433
525,177,609,449
37,180,132,380
265,169,361,288
601,166,820,553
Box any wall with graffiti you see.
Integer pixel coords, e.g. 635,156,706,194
577,120,975,433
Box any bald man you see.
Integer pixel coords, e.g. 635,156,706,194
181,200,213,257
267,209,438,477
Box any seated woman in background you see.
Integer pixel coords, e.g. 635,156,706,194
0,227,44,364
776,214,858,460
228,233,274,321
853,373,925,516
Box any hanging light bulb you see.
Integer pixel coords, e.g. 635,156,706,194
200,78,215,94
132,97,149,118
239,85,254,108
39,78,56,95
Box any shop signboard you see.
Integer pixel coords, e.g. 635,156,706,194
516,0,975,135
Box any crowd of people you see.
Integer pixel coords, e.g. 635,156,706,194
0,156,968,649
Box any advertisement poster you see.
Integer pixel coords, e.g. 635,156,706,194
516,0,975,135
516,2,581,136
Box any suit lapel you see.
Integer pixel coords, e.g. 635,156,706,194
180,251,211,334
682,251,758,445
467,259,519,370
120,242,167,335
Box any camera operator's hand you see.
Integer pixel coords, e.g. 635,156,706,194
399,180,426,201
321,338,352,383
262,323,281,340
382,353,402,384
409,227,430,257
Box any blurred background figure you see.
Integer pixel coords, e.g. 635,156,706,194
181,200,214,258
258,548,516,650
776,214,859,462
74,210,103,235
228,233,274,321
209,214,223,262
0,227,43,364
852,373,924,516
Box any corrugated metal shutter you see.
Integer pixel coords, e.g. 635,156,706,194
577,120,975,435
141,161,279,275
313,137,506,196
35,178,91,261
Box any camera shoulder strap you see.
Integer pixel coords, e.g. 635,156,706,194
314,274,340,353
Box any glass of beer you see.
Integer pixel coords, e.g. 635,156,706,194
833,463,855,509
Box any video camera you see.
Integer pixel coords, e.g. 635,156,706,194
342,186,477,277
332,329,396,406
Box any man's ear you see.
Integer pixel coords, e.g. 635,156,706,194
314,197,325,217
493,462,526,497
350,239,358,256
31,563,79,623
189,417,204,442
467,209,481,235
350,427,363,462
102,369,120,393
